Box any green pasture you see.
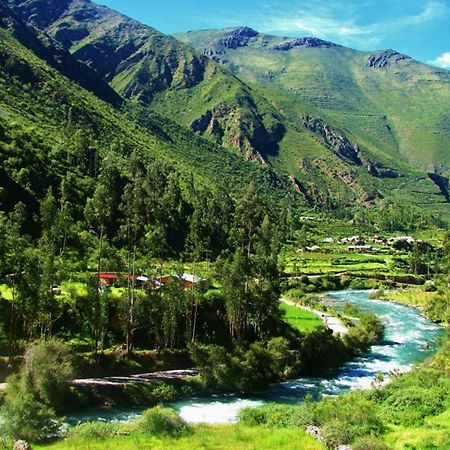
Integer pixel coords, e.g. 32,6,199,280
281,302,324,332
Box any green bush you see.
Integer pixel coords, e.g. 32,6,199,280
22,338,75,412
190,338,295,391
381,387,446,426
136,406,190,436
0,339,75,442
353,436,390,450
0,376,62,442
70,422,119,440
123,381,178,404
307,392,385,448
321,419,354,448
239,404,313,428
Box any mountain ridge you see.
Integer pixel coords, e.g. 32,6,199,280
3,0,450,219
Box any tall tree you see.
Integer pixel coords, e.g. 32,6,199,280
84,163,117,356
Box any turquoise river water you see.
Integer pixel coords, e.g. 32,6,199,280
69,290,445,425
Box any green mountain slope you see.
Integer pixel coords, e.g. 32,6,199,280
177,28,450,171
6,0,288,163
0,3,288,223
177,28,450,216
5,0,450,216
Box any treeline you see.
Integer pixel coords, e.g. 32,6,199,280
351,202,444,232
0,153,294,356
190,309,385,392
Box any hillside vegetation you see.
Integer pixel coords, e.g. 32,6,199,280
4,0,449,217
177,27,450,218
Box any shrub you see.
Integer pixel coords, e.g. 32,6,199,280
239,404,313,428
0,339,75,443
310,392,385,446
136,406,190,436
0,376,62,442
321,419,354,448
239,407,271,426
353,436,390,450
21,338,75,411
70,422,119,440
381,387,446,426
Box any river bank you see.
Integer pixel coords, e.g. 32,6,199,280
58,290,443,427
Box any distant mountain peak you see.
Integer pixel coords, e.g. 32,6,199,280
216,26,259,49
273,37,340,51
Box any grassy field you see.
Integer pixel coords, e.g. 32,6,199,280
281,302,324,332
384,410,450,450
377,289,439,308
35,425,324,450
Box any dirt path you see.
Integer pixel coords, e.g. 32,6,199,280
281,298,349,335
0,369,199,391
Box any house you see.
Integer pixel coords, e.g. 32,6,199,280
340,236,363,244
347,245,379,253
157,273,209,290
178,273,209,290
388,236,415,244
372,236,387,245
306,245,322,252
99,273,119,286
157,275,173,287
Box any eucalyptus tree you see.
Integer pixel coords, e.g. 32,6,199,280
84,161,118,356
119,156,146,354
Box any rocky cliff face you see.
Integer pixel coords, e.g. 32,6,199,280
302,116,362,165
367,50,411,69
191,102,285,161
274,37,339,51
217,27,258,49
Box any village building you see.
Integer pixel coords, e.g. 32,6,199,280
347,245,380,253
98,273,120,286
156,273,209,290
340,235,364,244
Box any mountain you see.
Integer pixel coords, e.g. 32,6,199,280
176,28,450,217
3,0,450,218
0,1,288,226
6,0,287,163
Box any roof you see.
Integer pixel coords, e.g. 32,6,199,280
179,273,207,283
136,276,149,282
99,273,119,279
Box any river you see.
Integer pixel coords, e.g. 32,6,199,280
69,290,444,425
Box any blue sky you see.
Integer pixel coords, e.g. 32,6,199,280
98,0,450,68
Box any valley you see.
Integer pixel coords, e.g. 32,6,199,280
0,1,449,449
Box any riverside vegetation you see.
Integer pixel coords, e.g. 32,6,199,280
0,0,449,448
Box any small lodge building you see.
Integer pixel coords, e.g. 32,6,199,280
157,273,209,290
99,273,120,286
98,272,208,291
178,273,209,290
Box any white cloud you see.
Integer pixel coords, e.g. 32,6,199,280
429,52,450,69
253,0,448,49
295,22,318,34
